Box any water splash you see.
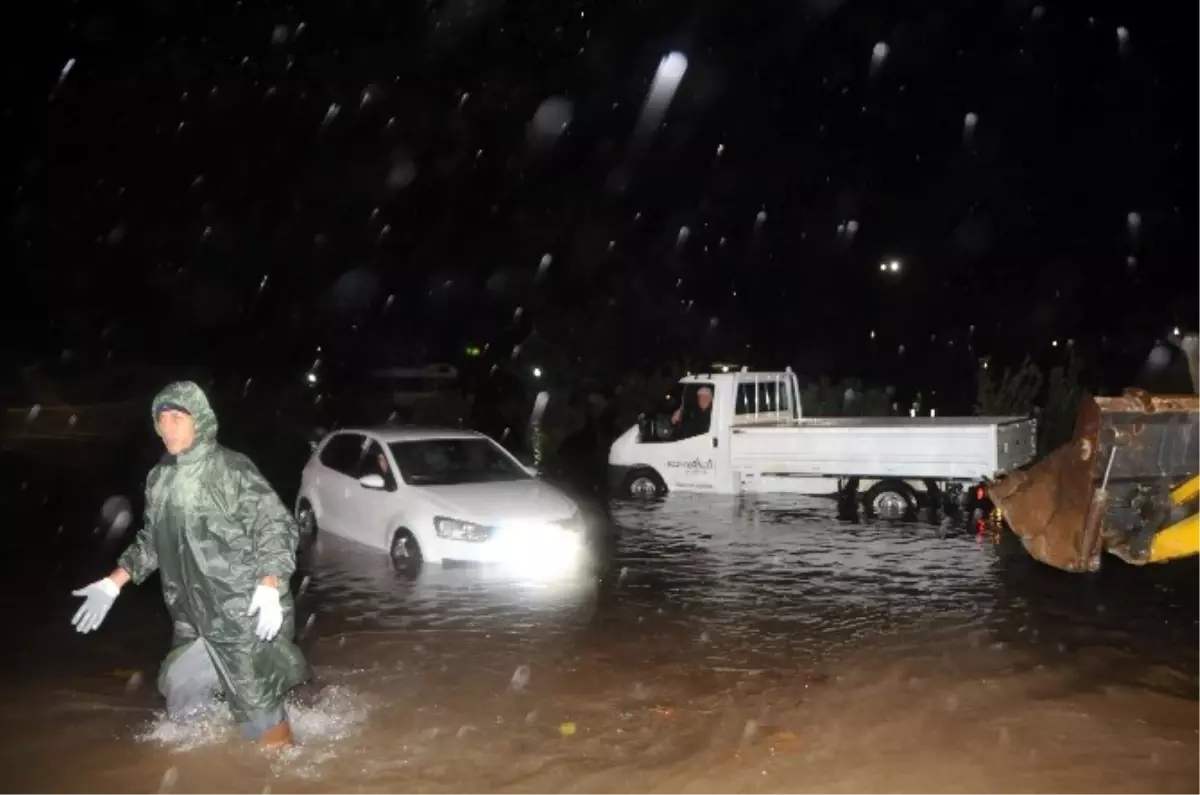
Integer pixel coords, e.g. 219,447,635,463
136,686,369,753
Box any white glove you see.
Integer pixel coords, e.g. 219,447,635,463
72,577,121,634
247,584,283,641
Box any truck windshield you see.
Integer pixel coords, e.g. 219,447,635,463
388,438,531,485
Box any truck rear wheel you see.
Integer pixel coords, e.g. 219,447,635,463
863,479,919,521
623,468,667,499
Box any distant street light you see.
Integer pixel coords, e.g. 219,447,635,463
532,367,543,378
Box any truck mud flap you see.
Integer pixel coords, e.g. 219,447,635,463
987,389,1199,572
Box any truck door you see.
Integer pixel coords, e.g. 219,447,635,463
659,381,721,491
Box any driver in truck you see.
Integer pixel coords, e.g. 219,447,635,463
670,386,713,439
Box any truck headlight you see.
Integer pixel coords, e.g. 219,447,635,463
434,516,493,542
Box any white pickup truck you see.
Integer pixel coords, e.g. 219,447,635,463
607,368,1038,518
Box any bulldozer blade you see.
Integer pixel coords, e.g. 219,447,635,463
987,433,1105,572
988,389,1200,572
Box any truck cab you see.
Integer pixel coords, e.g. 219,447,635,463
608,369,800,497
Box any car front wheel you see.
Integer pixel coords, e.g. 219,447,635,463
390,528,424,578
296,499,319,549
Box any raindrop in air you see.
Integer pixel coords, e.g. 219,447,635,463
658,52,688,82
1116,26,1130,54
870,42,889,71
630,52,689,151
510,665,531,691
126,671,144,693
676,226,690,247
387,152,417,191
51,58,76,99
963,112,978,143
101,495,133,534
158,767,178,794
322,103,341,127
530,96,573,142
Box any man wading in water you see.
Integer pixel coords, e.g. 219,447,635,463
71,381,308,747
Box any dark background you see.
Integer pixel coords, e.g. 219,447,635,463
7,0,1197,401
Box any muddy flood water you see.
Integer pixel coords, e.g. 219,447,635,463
1,472,1197,793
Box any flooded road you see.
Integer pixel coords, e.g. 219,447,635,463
1,484,1196,793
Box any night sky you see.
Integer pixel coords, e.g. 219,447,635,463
12,0,1198,400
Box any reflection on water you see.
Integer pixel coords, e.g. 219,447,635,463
1,488,1196,793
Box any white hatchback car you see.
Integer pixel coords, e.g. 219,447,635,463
296,427,591,577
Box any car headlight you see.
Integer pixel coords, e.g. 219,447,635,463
434,516,493,542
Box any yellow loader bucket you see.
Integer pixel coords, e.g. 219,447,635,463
988,389,1199,572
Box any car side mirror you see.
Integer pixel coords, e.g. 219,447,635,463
359,473,387,490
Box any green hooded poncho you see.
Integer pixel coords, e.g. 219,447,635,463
118,381,308,722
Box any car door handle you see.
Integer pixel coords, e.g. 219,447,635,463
712,437,718,448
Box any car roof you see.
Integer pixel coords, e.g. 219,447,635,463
326,426,488,444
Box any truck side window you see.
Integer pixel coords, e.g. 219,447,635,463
776,381,793,414
735,383,757,415
734,380,792,422
758,382,777,412
676,383,714,440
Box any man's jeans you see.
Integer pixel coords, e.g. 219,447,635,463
161,639,286,740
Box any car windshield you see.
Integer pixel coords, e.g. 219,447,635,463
387,438,531,486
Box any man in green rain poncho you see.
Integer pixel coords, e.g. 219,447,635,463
70,381,309,747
